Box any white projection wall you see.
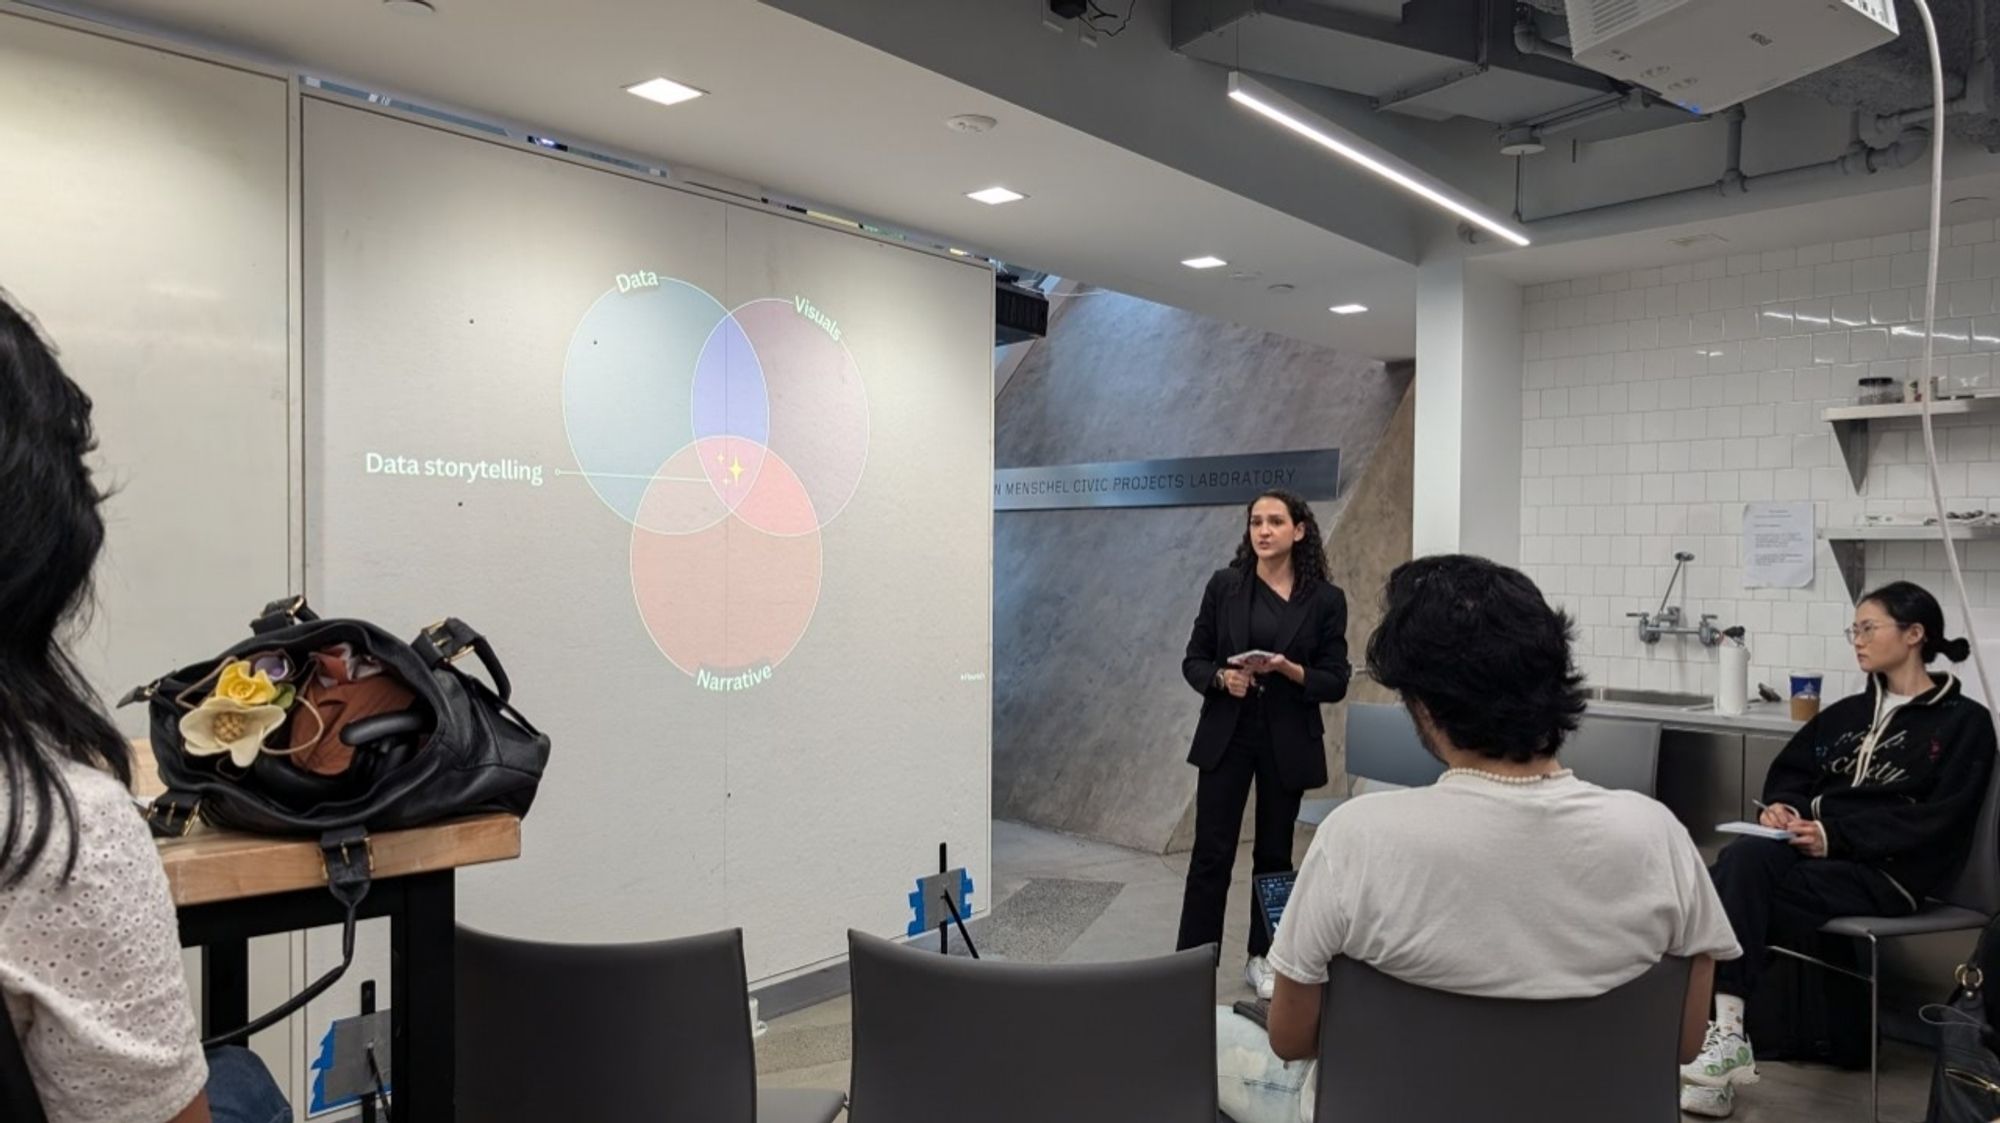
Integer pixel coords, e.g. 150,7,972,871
303,99,993,980
0,11,292,735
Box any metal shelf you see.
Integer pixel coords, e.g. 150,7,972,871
1818,525,2000,599
1822,398,2000,489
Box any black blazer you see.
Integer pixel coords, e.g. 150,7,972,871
1182,566,1352,791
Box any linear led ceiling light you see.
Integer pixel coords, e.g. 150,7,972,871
1226,73,1531,248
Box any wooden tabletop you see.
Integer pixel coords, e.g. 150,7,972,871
158,813,521,907
133,741,522,908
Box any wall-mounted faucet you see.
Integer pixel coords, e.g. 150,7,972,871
1628,551,1725,646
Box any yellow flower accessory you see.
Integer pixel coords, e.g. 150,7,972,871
214,660,280,707
180,696,286,768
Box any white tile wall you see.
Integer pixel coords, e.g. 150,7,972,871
1521,222,2000,701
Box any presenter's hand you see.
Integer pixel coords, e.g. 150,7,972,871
1221,669,1253,698
1255,654,1307,686
1759,803,1802,830
1787,819,1828,859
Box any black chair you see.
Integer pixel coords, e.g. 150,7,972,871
1562,715,1663,796
456,925,845,1123
1770,751,2000,1122
846,930,1218,1123
1313,956,1691,1122
1,1002,48,1123
1300,702,1442,825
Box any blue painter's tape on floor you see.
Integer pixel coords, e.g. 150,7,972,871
307,1023,350,1115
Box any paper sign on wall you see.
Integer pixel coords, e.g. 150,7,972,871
1743,502,1815,589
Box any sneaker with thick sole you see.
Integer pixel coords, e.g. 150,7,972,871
1681,1023,1759,1088
1680,1082,1735,1118
1245,956,1276,1000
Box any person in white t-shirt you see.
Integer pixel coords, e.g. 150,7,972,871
0,292,290,1123
1214,555,1742,1123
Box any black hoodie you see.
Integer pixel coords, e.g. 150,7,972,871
1763,672,1995,906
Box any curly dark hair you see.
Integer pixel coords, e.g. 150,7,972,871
1229,489,1329,592
1366,555,1588,763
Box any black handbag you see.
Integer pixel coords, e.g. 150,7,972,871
123,596,551,1046
1926,914,2000,1122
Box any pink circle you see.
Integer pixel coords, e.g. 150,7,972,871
630,445,823,675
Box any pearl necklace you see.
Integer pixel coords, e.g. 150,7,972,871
1440,767,1574,786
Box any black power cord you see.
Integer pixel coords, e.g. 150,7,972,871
1083,0,1137,36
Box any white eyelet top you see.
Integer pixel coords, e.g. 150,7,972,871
0,758,206,1123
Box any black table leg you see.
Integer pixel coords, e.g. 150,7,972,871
201,940,249,1040
392,870,456,1122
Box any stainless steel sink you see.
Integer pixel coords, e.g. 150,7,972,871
1588,687,1713,709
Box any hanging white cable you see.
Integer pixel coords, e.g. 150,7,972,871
1909,0,1998,715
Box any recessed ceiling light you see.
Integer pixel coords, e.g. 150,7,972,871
966,186,1025,205
382,0,436,11
625,77,706,107
1329,303,1368,315
1182,255,1228,270
946,114,999,134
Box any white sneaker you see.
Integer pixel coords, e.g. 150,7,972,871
1680,1082,1735,1118
1681,1022,1759,1088
1245,956,1276,1000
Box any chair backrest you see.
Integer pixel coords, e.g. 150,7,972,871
456,925,759,1123
1938,740,2000,913
1343,702,1443,789
846,930,1217,1123
0,1002,48,1123
1315,956,1689,1123
1561,716,1662,796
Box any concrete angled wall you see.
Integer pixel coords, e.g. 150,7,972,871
993,287,1413,852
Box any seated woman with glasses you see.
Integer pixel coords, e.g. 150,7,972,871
1680,581,1995,1118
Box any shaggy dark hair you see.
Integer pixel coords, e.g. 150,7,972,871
1366,555,1588,763
0,292,131,885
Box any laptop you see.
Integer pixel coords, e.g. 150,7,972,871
1233,871,1300,1028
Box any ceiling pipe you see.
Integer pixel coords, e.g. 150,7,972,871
1492,108,1932,236
1873,0,1987,135
1512,7,1568,61
1503,86,1697,153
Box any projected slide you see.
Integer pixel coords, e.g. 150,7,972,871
310,97,991,981
562,278,869,691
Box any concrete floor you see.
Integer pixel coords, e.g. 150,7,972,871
757,820,1926,1121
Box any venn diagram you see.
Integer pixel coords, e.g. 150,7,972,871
563,280,868,682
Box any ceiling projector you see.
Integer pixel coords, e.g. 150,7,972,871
1564,0,1900,115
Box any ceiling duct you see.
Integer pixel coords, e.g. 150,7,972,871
1175,0,1632,123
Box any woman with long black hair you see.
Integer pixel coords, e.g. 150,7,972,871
1681,580,1995,1118
0,293,290,1123
1176,490,1351,997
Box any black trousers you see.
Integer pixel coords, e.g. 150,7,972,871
1176,727,1304,959
1709,836,1913,998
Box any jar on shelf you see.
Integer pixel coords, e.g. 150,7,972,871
1858,376,1898,406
